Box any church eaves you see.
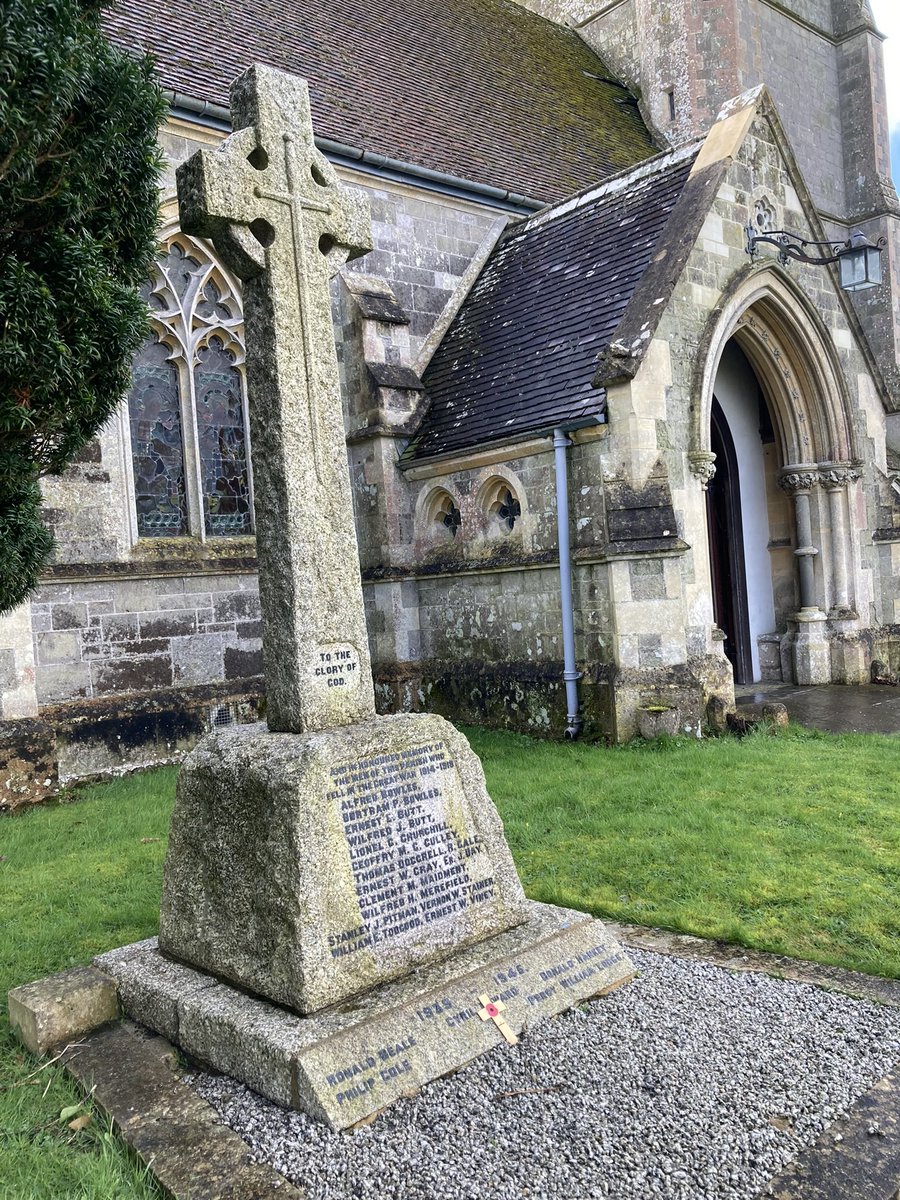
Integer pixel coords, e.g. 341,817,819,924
404,146,698,464
103,0,657,204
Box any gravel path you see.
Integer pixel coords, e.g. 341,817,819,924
190,949,900,1200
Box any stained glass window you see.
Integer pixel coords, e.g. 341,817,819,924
128,337,188,536
129,233,251,540
196,338,252,536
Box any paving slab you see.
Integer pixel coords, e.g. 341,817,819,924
760,1069,900,1200
736,683,900,735
62,1022,302,1200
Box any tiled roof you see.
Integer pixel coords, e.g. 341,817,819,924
405,150,697,462
104,0,657,204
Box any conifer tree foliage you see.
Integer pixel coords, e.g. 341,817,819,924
0,0,165,613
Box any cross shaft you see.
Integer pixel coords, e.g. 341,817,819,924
176,64,375,735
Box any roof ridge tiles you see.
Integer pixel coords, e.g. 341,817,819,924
523,140,704,233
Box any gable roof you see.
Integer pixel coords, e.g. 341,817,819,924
104,0,657,205
591,85,895,408
404,147,697,463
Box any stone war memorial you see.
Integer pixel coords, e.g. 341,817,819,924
91,64,634,1129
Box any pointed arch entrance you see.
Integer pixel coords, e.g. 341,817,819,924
692,269,859,685
706,344,780,683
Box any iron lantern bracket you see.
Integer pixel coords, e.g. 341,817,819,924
745,226,886,270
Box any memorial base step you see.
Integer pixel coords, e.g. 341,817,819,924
95,902,634,1130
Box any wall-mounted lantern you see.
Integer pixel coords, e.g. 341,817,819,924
745,226,885,293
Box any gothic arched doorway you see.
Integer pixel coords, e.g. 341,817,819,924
693,270,859,687
706,343,780,684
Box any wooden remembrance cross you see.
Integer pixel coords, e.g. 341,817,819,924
177,64,376,735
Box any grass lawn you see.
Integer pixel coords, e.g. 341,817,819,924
467,724,900,978
0,771,174,1199
1,723,899,1194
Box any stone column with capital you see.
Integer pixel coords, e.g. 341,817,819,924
778,468,830,684
818,466,860,618
778,469,823,615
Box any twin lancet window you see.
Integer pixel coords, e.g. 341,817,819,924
428,480,522,539
128,237,253,539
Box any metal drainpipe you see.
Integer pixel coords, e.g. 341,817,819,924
553,428,583,739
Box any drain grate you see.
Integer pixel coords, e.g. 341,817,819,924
208,703,237,730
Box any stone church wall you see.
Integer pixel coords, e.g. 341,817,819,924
570,0,851,219
778,0,836,28
608,105,899,704
359,434,620,738
753,3,846,217
29,574,263,708
1,120,539,799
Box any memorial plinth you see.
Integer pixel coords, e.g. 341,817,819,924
160,714,529,1013
100,904,631,1130
102,61,635,1131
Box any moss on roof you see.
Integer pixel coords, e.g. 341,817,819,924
105,0,658,202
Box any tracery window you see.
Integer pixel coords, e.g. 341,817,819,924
754,196,776,233
482,479,522,533
419,486,463,542
127,234,252,539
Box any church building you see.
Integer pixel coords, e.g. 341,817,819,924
2,0,899,800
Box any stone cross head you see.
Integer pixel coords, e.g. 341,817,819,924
177,64,370,285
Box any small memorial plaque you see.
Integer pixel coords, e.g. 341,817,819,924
311,644,363,698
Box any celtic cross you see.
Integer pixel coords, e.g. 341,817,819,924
176,65,376,735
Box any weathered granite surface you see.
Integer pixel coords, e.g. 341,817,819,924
8,965,118,1055
177,64,374,736
159,713,529,1013
101,902,634,1130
